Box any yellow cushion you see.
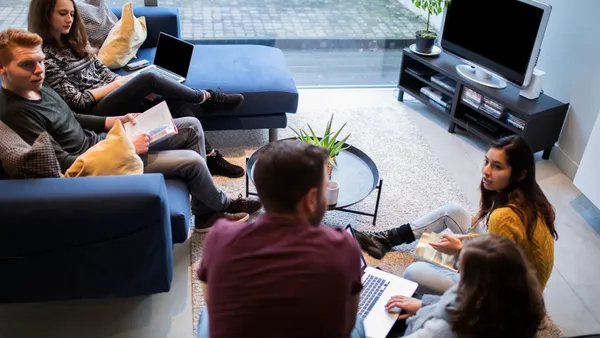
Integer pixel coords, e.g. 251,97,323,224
98,2,147,69
65,120,143,177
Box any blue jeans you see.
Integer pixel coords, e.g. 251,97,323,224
196,309,366,338
403,203,486,295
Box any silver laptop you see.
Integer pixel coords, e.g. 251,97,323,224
345,225,418,338
132,32,194,83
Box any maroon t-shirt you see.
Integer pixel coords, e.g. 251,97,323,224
197,214,363,338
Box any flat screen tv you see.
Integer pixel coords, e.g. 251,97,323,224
440,0,552,89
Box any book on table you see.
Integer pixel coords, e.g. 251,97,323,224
123,101,178,145
412,230,458,272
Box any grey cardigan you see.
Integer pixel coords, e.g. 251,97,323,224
402,285,459,338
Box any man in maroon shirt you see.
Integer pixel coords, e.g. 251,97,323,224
196,140,365,338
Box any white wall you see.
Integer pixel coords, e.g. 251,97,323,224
535,0,600,180
574,111,600,207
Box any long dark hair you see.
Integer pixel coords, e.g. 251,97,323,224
474,135,558,240
28,0,91,58
451,235,546,338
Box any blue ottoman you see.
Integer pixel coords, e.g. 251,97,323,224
121,45,299,141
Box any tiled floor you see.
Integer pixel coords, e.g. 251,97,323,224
0,0,422,41
1,89,597,337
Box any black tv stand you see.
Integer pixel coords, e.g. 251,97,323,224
397,48,569,159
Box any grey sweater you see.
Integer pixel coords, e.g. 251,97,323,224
402,285,459,338
0,85,106,172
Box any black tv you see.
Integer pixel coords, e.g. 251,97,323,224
440,0,552,89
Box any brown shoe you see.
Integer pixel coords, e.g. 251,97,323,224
194,212,249,233
225,194,262,215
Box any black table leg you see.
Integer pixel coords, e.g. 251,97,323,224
542,148,552,160
448,122,456,133
245,157,249,197
372,179,383,225
398,90,404,102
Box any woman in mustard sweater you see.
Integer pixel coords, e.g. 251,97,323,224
355,135,557,293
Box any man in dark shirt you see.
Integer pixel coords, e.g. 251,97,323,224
197,140,365,338
0,29,261,229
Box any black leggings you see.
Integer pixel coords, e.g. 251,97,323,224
89,72,213,152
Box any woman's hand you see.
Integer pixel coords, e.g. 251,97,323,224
385,295,422,320
112,75,134,89
429,233,463,255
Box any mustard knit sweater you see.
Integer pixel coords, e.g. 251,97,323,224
487,207,554,290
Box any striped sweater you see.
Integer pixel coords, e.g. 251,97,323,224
43,45,118,113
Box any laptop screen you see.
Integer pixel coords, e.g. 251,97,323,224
345,225,367,270
154,33,194,78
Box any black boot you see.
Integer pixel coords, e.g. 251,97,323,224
354,224,415,259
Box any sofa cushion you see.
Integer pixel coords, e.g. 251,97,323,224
165,178,191,243
0,121,61,179
65,120,143,178
99,2,147,69
76,0,118,49
118,45,298,117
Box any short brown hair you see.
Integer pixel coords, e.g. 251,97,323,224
0,29,43,64
254,140,329,213
28,0,91,58
451,235,545,338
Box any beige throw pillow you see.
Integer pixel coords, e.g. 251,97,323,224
98,2,147,69
65,120,143,177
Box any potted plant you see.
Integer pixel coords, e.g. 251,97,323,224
290,115,351,178
412,0,450,53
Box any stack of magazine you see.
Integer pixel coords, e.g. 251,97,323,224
506,112,526,130
480,97,505,120
461,87,482,109
420,86,451,111
412,230,457,272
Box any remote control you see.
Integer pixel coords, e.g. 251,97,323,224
125,59,149,71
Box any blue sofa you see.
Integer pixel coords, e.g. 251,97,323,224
112,7,299,141
0,8,199,303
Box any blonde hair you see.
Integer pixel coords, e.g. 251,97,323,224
0,29,43,65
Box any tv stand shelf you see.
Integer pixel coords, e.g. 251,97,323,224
397,48,569,159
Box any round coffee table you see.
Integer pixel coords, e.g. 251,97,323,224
245,138,383,225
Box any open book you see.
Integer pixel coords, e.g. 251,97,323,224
123,101,178,145
412,230,458,272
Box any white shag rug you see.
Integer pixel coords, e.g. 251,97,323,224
190,104,563,338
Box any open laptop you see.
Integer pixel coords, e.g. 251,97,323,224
345,225,418,338
132,32,194,83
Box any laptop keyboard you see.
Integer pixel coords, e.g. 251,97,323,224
358,274,390,319
138,67,182,82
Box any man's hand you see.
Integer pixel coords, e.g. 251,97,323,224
429,233,463,255
112,75,134,89
104,113,141,130
385,296,422,320
133,133,151,154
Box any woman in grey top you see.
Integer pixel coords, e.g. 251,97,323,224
390,235,545,338
27,0,246,178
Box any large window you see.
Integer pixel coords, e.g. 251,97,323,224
1,0,428,87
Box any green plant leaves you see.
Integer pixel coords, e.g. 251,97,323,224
288,114,351,159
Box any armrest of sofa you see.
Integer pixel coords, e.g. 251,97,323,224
111,6,181,48
0,174,172,256
0,174,174,302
